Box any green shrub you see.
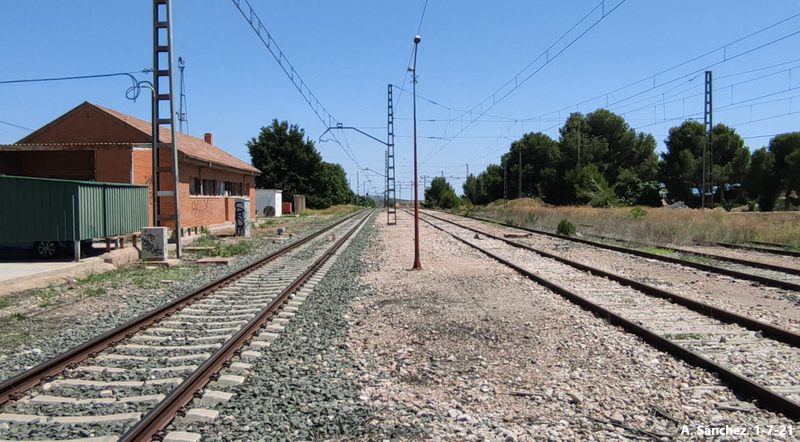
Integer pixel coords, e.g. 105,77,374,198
439,190,461,210
629,207,648,220
557,219,576,236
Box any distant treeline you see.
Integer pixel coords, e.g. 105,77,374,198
462,109,800,211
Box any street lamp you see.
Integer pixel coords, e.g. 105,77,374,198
409,35,422,270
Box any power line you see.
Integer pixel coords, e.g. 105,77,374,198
230,0,367,175
0,70,152,101
0,119,34,132
396,0,432,112
522,13,800,124
424,0,628,164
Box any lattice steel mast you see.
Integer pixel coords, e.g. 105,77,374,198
387,84,397,225
152,0,182,258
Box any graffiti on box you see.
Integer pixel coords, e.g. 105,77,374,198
235,200,250,237
142,231,164,258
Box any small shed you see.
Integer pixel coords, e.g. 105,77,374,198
0,175,148,260
255,189,282,217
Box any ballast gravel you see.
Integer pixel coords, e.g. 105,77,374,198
163,214,386,441
348,211,795,441
0,219,338,383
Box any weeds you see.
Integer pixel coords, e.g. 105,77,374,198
629,207,648,220
0,298,12,309
218,240,254,257
85,287,107,297
11,312,27,321
557,219,577,236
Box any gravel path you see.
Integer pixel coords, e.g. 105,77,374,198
351,211,795,441
0,217,341,384
433,211,800,334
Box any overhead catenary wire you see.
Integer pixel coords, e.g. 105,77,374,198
230,0,367,177
423,0,629,165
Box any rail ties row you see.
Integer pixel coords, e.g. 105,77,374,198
417,210,800,419
0,211,372,442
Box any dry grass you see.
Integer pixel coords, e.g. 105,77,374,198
474,198,800,247
299,204,361,216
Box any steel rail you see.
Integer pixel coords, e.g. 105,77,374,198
462,212,800,292
422,210,800,347
714,241,800,258
120,210,372,442
0,210,363,406
415,211,800,420
579,231,800,277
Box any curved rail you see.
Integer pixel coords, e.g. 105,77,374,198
0,210,363,405
416,210,800,420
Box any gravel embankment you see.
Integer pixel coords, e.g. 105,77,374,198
0,218,342,383
350,211,795,441
163,213,387,441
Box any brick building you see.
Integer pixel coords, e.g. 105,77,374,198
0,102,260,230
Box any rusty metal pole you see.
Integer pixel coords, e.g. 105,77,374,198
411,35,422,270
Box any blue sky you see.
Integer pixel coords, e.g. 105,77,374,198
2,1,799,198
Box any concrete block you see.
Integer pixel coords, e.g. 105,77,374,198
163,432,202,442
29,395,77,404
229,362,251,374
181,408,219,423
50,412,141,425
167,353,211,363
216,375,245,387
241,350,262,360
0,414,42,423
118,394,166,404
199,390,234,406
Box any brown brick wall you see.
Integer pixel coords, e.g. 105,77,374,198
95,148,132,183
0,150,95,180
23,105,149,144
131,149,256,229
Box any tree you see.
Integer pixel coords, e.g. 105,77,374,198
565,163,618,207
505,132,561,200
768,133,800,209
745,147,776,211
555,110,658,206
659,121,706,207
424,177,455,207
462,174,482,204
709,124,750,209
312,162,353,208
247,119,354,209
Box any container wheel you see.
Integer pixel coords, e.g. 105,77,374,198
35,241,58,259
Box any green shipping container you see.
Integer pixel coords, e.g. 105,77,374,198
0,175,148,244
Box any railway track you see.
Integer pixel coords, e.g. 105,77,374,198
464,212,800,292
713,241,800,259
417,209,800,420
0,210,372,442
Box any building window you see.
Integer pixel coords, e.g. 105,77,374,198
190,178,201,196
225,181,245,196
189,178,246,197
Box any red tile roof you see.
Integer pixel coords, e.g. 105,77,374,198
93,103,260,174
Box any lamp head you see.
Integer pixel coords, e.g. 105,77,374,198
407,67,414,72
414,35,421,44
